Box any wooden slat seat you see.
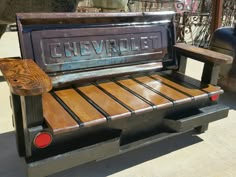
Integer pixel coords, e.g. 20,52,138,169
161,71,223,95
78,85,131,120
42,73,223,134
42,93,79,134
55,89,106,127
133,75,191,104
98,81,153,114
149,74,208,100
116,78,173,109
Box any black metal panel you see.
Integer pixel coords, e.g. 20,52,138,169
19,96,45,157
27,130,121,177
10,93,26,157
21,96,44,127
163,104,229,132
201,62,221,85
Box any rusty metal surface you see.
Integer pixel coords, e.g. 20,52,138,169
17,12,176,87
51,62,164,87
16,11,175,21
31,25,167,72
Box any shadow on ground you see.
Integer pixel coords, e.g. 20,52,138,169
219,91,236,110
0,132,26,177
0,130,203,177
50,131,203,177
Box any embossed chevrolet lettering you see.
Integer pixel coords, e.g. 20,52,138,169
49,36,159,58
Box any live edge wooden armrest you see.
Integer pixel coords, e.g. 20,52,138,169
0,59,52,96
174,43,233,65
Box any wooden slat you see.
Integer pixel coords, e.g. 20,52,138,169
42,93,79,134
55,89,106,127
202,85,222,94
134,76,191,104
99,82,152,114
117,79,172,109
78,85,131,120
165,72,223,95
174,43,233,64
150,74,208,99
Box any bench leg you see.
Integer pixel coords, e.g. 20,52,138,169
201,62,221,85
178,55,187,74
194,124,209,134
10,93,26,157
20,95,44,157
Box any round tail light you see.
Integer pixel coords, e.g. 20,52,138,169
210,94,219,101
34,132,52,149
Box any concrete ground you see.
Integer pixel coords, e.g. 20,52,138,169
0,32,236,177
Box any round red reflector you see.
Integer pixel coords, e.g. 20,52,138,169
211,94,219,101
34,132,52,148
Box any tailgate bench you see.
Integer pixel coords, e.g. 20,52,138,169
0,12,232,177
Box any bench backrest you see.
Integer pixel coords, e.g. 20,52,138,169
16,12,176,87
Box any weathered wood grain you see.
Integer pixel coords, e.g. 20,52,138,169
99,81,153,114
117,78,172,109
150,74,208,99
42,93,79,134
164,71,223,95
174,43,233,64
55,89,106,127
78,85,131,120
0,59,52,96
134,76,191,104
